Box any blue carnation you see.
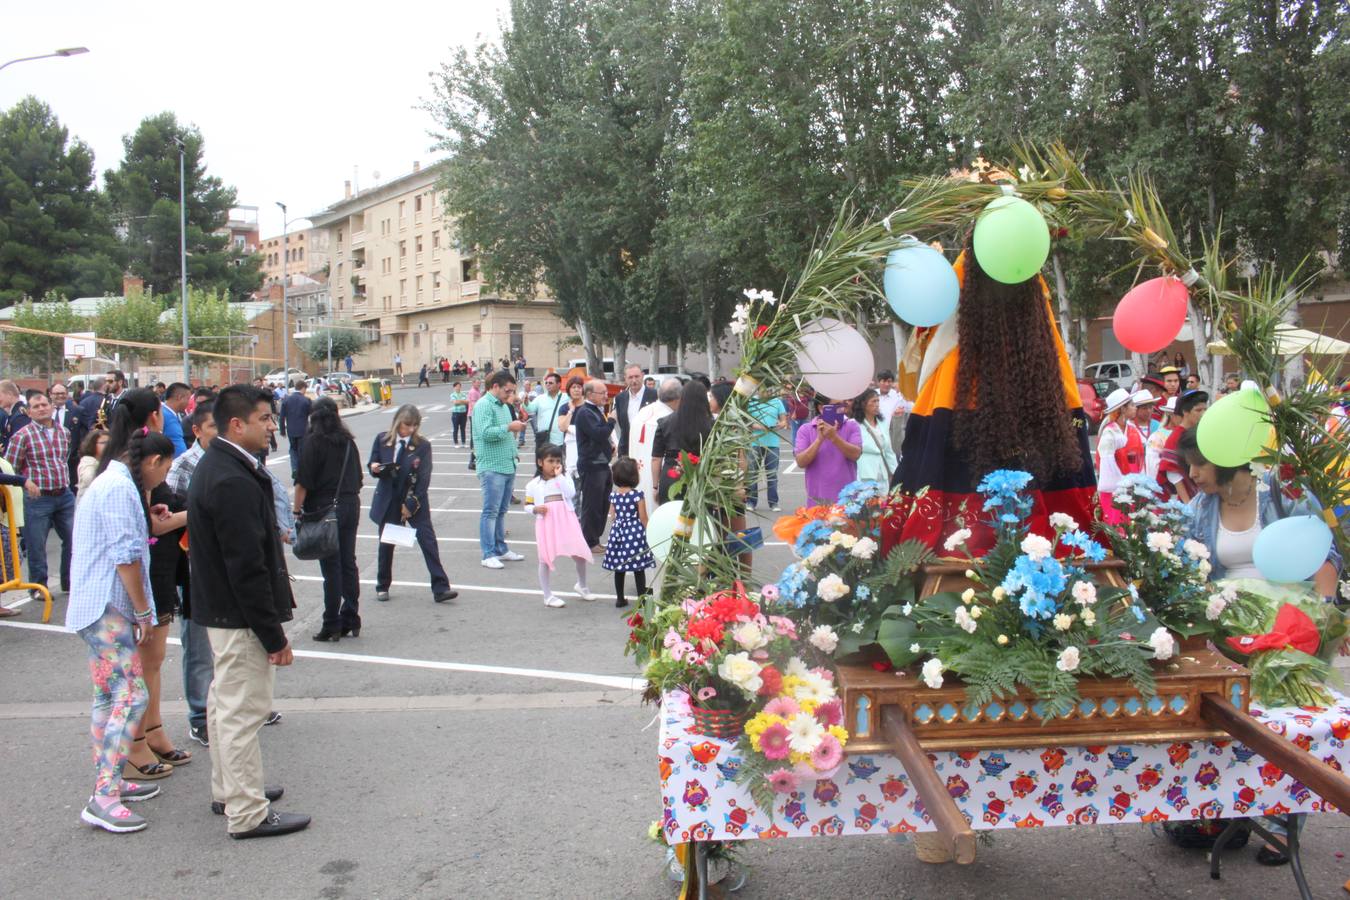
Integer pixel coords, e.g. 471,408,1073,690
1001,554,1067,620
977,470,1034,497
856,584,872,601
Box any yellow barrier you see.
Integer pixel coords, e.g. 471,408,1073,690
0,489,51,622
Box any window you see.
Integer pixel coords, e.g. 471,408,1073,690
461,258,476,282
432,231,441,250
399,240,407,260
400,279,407,297
398,200,406,222
337,229,343,244
415,195,423,212
509,323,523,358
415,236,423,253
413,332,420,348
472,324,481,340
446,327,454,343
298,247,304,261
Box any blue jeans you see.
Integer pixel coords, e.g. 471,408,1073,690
179,612,213,729
747,445,780,508
24,491,74,588
478,470,513,559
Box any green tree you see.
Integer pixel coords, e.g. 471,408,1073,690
163,287,249,356
4,292,87,379
103,112,262,300
96,287,166,376
0,97,122,306
303,324,368,368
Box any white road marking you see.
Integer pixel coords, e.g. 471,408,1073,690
289,573,615,601
0,620,642,691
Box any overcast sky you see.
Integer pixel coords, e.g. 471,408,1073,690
2,0,510,238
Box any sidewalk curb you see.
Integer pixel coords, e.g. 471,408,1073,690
339,403,380,418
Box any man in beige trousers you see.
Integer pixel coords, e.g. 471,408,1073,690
187,384,309,839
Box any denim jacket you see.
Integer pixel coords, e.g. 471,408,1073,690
1185,475,1341,582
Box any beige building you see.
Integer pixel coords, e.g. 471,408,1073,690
308,162,576,376
258,228,330,286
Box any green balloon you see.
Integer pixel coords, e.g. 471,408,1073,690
972,196,1051,284
1196,388,1271,467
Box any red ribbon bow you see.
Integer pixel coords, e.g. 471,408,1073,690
1225,603,1320,656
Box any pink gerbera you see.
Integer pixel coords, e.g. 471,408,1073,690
768,615,797,639
762,696,800,718
696,687,717,702
814,698,843,727
758,722,792,760
810,734,844,772
760,584,780,603
767,768,799,794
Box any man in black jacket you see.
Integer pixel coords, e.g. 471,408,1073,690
279,378,312,481
188,384,309,840
574,379,616,550
613,364,656,457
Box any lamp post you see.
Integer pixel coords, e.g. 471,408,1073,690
0,46,88,73
174,137,189,382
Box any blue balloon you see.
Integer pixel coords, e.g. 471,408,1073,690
883,242,960,327
1252,515,1334,583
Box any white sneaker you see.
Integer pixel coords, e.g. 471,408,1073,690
573,583,596,601
544,595,566,608
480,557,505,569
497,551,526,562
770,505,782,512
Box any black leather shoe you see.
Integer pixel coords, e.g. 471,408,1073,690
433,590,458,603
212,786,284,815
229,808,310,839
312,629,341,642
340,625,361,638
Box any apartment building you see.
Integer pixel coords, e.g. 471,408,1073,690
258,228,331,286
308,162,576,375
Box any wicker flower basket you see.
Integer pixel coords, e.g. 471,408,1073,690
688,704,749,739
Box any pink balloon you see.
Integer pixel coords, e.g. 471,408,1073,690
1112,276,1189,354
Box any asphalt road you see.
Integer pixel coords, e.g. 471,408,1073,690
0,382,1345,899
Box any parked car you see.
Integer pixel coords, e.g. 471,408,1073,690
264,367,306,387
1076,378,1105,434
1082,360,1137,392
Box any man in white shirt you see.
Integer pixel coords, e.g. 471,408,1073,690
632,378,681,509
876,370,912,465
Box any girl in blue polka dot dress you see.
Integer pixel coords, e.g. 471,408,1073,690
601,458,654,608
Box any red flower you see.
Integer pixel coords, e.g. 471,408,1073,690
1054,227,1070,239
758,665,783,696
666,467,680,479
754,324,769,338
687,453,700,465
871,660,893,672
686,617,725,644
626,612,643,627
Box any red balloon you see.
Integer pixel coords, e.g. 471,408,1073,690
1112,276,1189,354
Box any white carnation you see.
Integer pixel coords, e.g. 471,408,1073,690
850,537,878,560
1021,534,1053,561
805,544,832,567
1053,613,1075,631
954,605,978,633
1056,646,1081,672
921,658,945,689
809,624,839,654
943,528,973,552
1071,581,1097,607
1146,532,1175,553
1182,539,1210,561
815,573,850,602
731,620,770,651
717,652,763,693
1148,627,1176,661
1049,513,1078,532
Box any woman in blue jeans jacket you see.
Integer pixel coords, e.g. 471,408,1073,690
1172,429,1340,865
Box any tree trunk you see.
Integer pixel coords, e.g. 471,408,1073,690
889,321,908,374
1076,317,1089,373
705,314,721,381
1281,301,1304,388
1186,298,1215,390
675,338,686,373
651,343,661,373
614,340,629,383
576,318,600,375
1051,251,1074,360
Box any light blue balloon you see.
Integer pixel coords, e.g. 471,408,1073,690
883,241,960,327
1252,515,1334,583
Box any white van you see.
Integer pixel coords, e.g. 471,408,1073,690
1082,360,1137,391
566,357,616,376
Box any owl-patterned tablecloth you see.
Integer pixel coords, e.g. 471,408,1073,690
659,691,1349,843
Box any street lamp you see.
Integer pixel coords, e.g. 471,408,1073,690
173,137,189,382
0,47,89,73
276,202,289,385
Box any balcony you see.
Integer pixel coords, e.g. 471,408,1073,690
351,230,366,247
462,280,480,298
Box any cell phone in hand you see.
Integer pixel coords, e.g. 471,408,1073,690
820,406,843,427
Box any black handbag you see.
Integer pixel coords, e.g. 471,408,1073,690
293,442,350,560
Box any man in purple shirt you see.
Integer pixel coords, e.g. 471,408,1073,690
793,397,863,505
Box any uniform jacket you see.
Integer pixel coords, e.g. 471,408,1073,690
367,432,433,524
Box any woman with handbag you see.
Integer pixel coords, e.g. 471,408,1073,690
293,398,364,641
852,389,897,484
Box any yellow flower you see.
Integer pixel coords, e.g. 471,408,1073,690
964,569,977,580
997,634,1009,645
960,588,976,604
828,725,849,746
970,606,983,619
789,751,811,766
992,586,1007,601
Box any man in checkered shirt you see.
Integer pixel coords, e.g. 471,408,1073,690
5,390,73,601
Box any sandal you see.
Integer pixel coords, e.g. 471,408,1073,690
145,725,191,765
125,737,174,779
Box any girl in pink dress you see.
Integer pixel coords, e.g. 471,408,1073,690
524,444,594,608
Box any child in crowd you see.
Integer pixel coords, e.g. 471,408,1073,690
602,457,654,609
524,444,594,609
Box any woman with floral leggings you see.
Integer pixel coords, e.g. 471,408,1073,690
65,430,176,833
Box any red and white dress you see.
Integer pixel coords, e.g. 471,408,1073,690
523,475,593,569
1096,418,1145,525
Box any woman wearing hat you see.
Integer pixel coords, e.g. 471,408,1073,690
1095,388,1143,524
1130,390,1161,479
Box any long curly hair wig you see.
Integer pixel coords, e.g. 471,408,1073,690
951,234,1083,484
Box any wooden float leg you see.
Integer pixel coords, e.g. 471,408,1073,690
881,706,978,865
1200,693,1350,815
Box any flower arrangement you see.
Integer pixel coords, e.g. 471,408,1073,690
1206,579,1348,706
738,657,850,805
772,480,932,663
1094,474,1214,635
